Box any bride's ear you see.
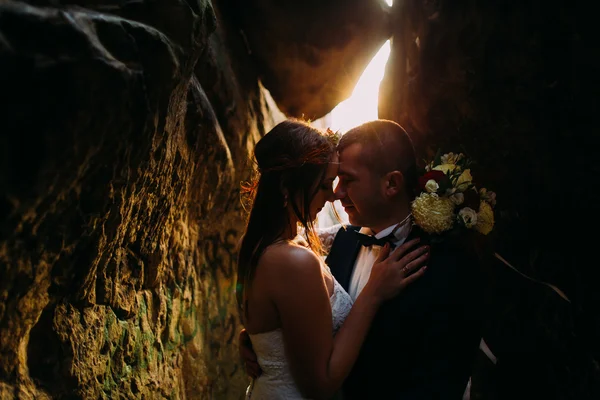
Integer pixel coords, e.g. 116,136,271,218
384,171,404,197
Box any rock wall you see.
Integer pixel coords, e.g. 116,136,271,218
228,0,391,118
379,1,599,398
0,0,276,398
0,0,390,398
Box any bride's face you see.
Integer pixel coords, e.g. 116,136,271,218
308,153,339,221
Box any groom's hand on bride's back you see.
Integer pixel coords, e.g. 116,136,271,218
238,329,262,378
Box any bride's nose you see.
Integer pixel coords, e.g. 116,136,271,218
333,181,346,200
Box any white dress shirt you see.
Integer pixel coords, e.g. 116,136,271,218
347,220,413,301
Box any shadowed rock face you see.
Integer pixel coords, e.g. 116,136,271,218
0,0,275,398
0,0,386,398
380,0,599,398
229,0,392,119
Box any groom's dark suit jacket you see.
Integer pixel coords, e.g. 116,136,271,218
326,225,483,400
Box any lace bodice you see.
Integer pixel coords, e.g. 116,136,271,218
297,224,343,254
316,224,344,254
246,273,353,399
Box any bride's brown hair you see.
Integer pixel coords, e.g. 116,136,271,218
236,119,337,317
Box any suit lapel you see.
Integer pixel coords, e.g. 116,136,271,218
326,223,429,293
405,223,429,245
325,225,362,292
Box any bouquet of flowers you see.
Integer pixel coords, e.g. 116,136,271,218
411,151,496,237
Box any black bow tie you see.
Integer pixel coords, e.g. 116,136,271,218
354,231,396,248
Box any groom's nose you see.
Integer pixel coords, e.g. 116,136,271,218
333,180,346,200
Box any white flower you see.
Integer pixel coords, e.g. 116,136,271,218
425,179,439,193
450,192,464,205
441,152,464,165
458,207,478,228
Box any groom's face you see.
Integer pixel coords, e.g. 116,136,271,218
335,143,386,228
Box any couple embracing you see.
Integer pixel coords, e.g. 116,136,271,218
236,119,483,399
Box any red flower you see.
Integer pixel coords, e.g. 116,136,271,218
418,170,446,190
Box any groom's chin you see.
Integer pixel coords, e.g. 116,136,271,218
345,212,359,226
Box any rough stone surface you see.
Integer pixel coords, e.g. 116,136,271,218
0,0,282,398
379,1,599,398
229,0,392,119
0,0,383,397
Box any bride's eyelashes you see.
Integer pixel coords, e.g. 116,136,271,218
320,179,335,190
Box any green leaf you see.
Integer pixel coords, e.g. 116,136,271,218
433,148,442,166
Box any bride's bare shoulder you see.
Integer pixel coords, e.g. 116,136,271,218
259,242,321,277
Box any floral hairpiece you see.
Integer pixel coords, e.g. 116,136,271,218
325,127,342,146
411,151,496,237
257,127,340,174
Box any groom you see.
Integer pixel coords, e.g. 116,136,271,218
240,119,483,399
326,120,483,399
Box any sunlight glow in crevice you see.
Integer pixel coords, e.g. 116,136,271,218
315,39,392,227
326,40,391,133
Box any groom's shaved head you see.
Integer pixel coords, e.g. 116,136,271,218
338,120,417,190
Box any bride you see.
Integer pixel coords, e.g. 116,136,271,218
236,119,429,399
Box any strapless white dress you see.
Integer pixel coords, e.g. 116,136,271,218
245,273,353,399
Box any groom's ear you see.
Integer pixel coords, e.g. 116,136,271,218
384,171,404,197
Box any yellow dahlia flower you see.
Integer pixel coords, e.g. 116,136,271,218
411,193,455,234
475,200,494,235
